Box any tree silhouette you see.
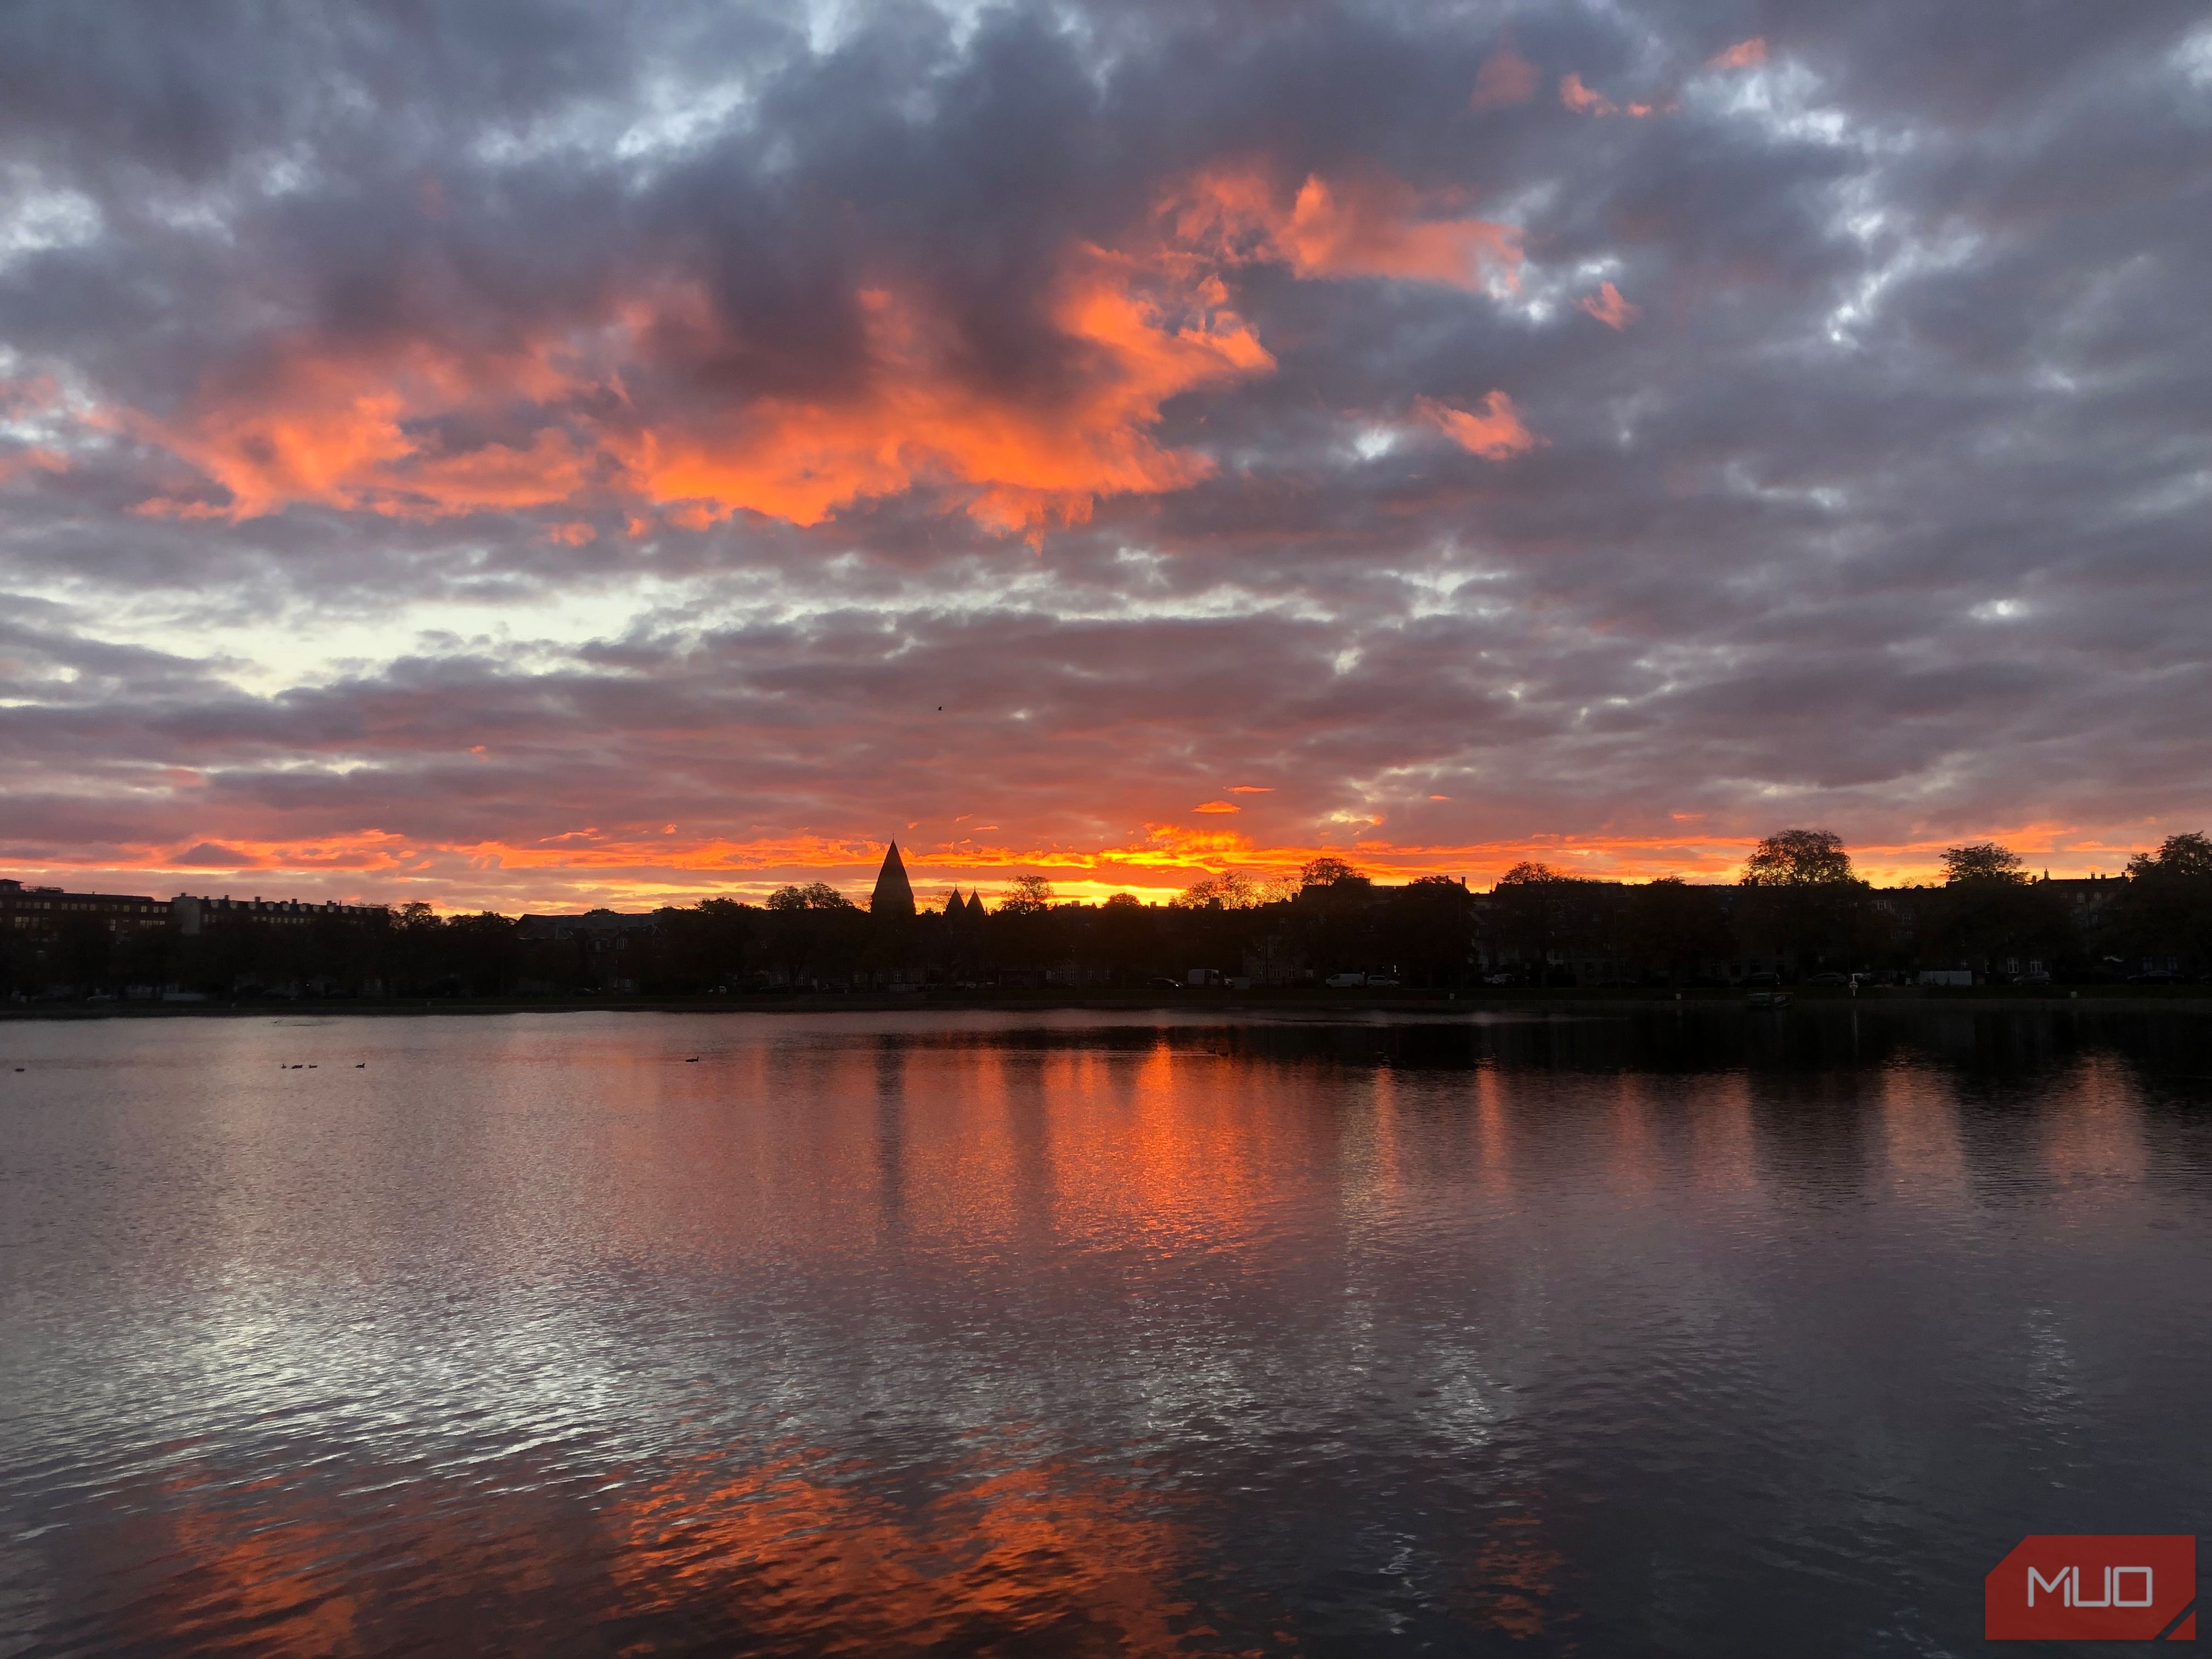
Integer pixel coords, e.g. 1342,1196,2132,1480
1928,843,2066,979
765,882,859,986
1737,829,1871,975
2115,832,2212,974
1940,843,2024,884
1743,828,1855,886
1377,876,1472,986
1092,891,1156,985
1173,870,1262,910
1489,861,1573,976
1290,861,1375,976
1300,855,1361,889
997,874,1055,916
1622,877,1735,985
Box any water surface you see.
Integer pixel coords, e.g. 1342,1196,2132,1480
3,1008,2209,1655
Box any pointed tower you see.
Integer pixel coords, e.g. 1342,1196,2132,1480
871,841,917,920
944,886,965,918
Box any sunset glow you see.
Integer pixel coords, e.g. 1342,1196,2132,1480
4,4,2206,913
0,821,2160,916
10,15,2210,1658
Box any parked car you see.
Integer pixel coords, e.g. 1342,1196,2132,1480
1144,977,1182,990
1323,973,1367,989
1803,972,1850,987
1365,976,1401,989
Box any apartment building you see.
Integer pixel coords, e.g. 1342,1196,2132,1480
171,894,385,935
1,878,168,939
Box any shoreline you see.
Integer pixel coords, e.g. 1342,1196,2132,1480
7,987,2212,1021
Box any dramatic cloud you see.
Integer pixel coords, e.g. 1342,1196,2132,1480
132,336,596,522
1577,281,1640,330
119,160,1519,539
1413,392,1541,459
1162,165,1522,294
2,0,2209,910
1470,42,1540,111
1559,73,1673,120
611,261,1276,538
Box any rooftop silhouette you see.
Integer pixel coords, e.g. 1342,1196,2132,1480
870,842,916,920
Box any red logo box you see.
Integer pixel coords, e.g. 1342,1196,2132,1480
1987,1535,2196,1641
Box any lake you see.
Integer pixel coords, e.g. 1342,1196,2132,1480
3,1007,2208,1655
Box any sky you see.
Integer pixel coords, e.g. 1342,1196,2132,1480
3,1,2209,911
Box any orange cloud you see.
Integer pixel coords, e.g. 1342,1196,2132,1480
1560,72,1612,115
0,444,70,484
617,256,1272,539
132,338,592,522
1559,74,1675,119
128,159,1525,538
1578,280,1641,330
1413,390,1541,460
1165,165,1522,292
1709,37,1768,70
128,268,1268,539
1470,43,1539,110
1192,800,1240,814
1229,785,1273,793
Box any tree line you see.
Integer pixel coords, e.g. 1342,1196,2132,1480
6,831,2209,1002
1486,830,2212,985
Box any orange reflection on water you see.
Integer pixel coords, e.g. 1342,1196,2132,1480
125,1437,1205,1656
1875,1065,1967,1204
142,1496,363,1656
122,1462,565,1658
606,1445,1205,1654
1040,1035,1308,1262
2036,1054,2148,1195
513,1025,1350,1293
1463,1509,1568,1641
1683,1071,1760,1199
1601,1075,1667,1199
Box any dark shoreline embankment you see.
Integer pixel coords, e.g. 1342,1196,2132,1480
7,988,2211,1022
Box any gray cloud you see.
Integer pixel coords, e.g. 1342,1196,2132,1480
2,0,2207,901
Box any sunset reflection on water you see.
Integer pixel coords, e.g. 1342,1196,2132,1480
4,1008,2210,1655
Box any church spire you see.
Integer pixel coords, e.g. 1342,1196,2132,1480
870,840,916,919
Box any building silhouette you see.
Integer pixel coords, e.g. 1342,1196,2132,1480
172,893,382,935
871,842,916,920
1,877,167,941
